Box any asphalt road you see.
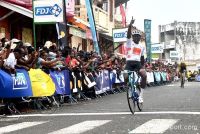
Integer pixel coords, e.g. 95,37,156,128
1,81,200,134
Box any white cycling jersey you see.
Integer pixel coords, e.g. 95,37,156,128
126,39,145,61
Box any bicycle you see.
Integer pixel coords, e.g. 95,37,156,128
125,71,143,114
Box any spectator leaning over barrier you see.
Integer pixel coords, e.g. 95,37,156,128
124,18,147,103
14,47,31,71
3,40,27,74
15,43,36,70
0,41,10,67
3,40,17,74
69,50,80,70
37,50,61,71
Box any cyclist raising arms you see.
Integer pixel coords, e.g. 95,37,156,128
125,18,147,103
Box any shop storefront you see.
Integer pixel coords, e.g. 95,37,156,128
0,1,33,41
0,0,113,53
0,1,93,50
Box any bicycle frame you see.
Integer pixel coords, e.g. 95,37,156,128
126,70,143,114
181,72,186,88
128,71,140,100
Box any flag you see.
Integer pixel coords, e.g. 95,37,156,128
144,19,152,62
85,0,100,55
120,4,126,27
119,4,126,55
56,22,68,49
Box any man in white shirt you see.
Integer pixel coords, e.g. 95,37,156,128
125,19,147,103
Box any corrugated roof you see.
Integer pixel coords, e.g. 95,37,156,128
0,1,32,18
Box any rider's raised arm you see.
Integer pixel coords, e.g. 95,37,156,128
127,18,135,39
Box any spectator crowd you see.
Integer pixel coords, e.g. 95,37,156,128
0,38,180,90
0,37,185,114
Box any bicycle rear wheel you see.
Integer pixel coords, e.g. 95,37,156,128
127,87,136,114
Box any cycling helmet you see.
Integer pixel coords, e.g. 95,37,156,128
132,30,141,35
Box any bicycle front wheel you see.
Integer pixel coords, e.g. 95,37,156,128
127,87,136,114
137,101,143,111
136,88,143,111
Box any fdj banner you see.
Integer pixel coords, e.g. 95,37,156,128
50,70,70,95
144,19,152,62
112,28,128,43
33,0,64,23
0,69,32,98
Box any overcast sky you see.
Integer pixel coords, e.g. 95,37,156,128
126,0,200,43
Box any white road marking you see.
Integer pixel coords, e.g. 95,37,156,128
7,111,200,118
0,121,46,133
48,120,111,134
129,119,178,133
166,84,174,87
166,84,190,87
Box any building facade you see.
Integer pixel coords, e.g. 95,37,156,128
0,0,129,54
160,21,200,63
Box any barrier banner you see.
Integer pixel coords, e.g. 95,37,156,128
95,72,104,94
147,72,154,83
195,75,200,81
84,73,96,89
50,70,70,95
167,73,170,81
161,72,167,81
0,69,32,98
71,72,81,93
154,72,161,82
29,69,56,97
113,70,125,84
109,71,115,85
102,70,111,92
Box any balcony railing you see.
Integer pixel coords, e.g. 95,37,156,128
74,5,109,32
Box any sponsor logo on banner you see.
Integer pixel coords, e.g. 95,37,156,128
152,47,160,51
113,28,128,42
13,73,28,90
35,4,62,17
170,51,179,58
114,32,127,38
55,74,65,88
151,44,164,53
33,0,64,23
